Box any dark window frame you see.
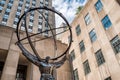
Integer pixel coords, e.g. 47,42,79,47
110,35,120,54
84,13,91,25
76,25,81,36
101,15,112,30
89,29,97,42
73,69,79,80
70,50,75,61
95,0,103,12
79,40,85,53
83,60,91,75
95,49,105,66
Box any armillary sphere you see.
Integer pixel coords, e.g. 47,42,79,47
16,6,72,62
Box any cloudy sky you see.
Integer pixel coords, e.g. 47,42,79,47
52,0,88,27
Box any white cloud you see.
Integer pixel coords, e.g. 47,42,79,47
52,0,88,27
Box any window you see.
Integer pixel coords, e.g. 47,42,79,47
14,18,19,22
45,0,49,2
73,69,79,80
13,21,17,25
39,16,43,19
5,11,10,15
105,77,112,80
76,25,81,36
83,60,91,75
17,9,21,12
20,0,24,1
45,23,48,27
6,8,11,12
95,50,105,66
9,0,14,4
30,19,34,22
95,0,103,12
38,28,42,33
84,13,91,25
16,65,27,80
30,12,34,16
116,0,120,5
2,17,8,22
39,22,42,25
89,29,97,42
32,3,36,6
68,36,71,43
79,40,85,53
29,25,33,29
7,5,12,9
26,1,30,4
101,15,112,30
70,50,75,61
45,29,48,35
15,15,20,18
0,7,2,13
18,4,22,7
110,36,120,54
18,6,22,10
0,1,5,7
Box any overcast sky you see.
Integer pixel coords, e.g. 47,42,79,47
52,0,88,27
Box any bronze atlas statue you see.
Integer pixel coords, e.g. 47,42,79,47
16,6,72,80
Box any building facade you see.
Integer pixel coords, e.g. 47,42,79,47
60,0,120,80
0,25,72,80
0,0,55,36
0,0,72,80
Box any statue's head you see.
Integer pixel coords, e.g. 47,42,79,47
45,56,50,63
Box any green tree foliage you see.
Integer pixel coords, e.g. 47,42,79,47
76,6,83,15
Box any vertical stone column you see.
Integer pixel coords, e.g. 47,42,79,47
1,49,19,80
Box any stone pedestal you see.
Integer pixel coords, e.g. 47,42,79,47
1,49,19,80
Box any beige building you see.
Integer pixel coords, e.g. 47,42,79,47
0,25,72,80
0,0,72,80
60,0,120,80
0,0,55,36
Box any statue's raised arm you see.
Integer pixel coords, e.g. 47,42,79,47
51,56,67,68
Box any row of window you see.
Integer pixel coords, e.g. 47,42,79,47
83,0,112,30
73,68,112,80
0,0,6,13
1,0,13,25
71,36,120,79
70,35,120,61
75,27,120,54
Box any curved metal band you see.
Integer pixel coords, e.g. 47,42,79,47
16,6,72,61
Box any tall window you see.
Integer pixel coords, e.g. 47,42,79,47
79,40,85,53
83,60,91,75
95,49,105,66
95,0,103,12
0,0,6,13
73,69,79,80
76,25,81,36
38,28,42,33
110,36,120,54
89,29,97,42
70,50,75,61
101,15,112,30
16,65,27,80
2,16,8,25
68,36,71,43
105,77,112,80
84,13,91,25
